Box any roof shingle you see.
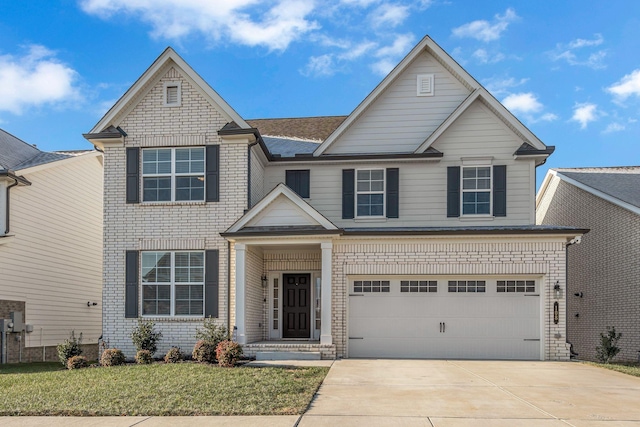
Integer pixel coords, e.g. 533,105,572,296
247,116,347,142
556,167,640,209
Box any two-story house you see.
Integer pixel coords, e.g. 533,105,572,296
85,35,585,361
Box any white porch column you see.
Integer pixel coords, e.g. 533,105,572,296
235,243,247,345
320,242,333,345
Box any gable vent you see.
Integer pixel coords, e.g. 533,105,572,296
166,86,178,104
417,74,434,97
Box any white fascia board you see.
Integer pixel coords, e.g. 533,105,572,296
226,183,339,233
314,35,465,157
535,169,556,208
90,47,249,134
16,151,103,175
414,89,481,153
555,171,640,216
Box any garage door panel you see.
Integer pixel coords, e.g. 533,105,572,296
348,278,541,360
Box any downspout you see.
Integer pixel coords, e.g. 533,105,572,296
247,141,259,211
227,240,231,338
5,178,19,234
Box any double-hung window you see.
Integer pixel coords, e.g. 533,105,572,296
141,251,204,317
462,166,491,215
356,169,385,217
142,147,205,202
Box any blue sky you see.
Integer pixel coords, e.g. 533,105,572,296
1,0,639,187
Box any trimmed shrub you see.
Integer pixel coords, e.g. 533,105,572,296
216,340,243,367
192,340,217,364
57,331,83,366
596,326,622,364
130,320,162,356
67,355,89,370
101,348,126,367
195,318,228,352
135,349,153,365
164,347,183,363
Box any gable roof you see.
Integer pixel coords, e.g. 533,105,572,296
313,35,548,157
224,183,339,236
0,128,77,173
88,47,250,134
247,116,347,141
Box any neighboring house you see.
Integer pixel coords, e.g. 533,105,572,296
0,129,103,363
85,35,585,361
537,167,640,362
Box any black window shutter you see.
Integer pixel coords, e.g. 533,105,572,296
285,170,310,198
204,250,219,318
386,168,399,218
493,165,507,217
206,145,220,202
126,148,140,204
125,251,139,318
447,166,460,218
342,169,355,219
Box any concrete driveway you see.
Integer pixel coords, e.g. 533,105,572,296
299,359,640,426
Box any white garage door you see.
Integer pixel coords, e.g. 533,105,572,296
348,278,541,360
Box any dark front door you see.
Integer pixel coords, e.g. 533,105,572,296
282,274,311,339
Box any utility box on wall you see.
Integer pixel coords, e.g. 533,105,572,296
10,312,24,332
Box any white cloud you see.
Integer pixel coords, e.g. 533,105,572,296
603,122,625,133
607,69,640,101
0,45,81,115
483,76,529,96
301,54,336,77
371,33,415,75
371,3,409,28
571,103,599,129
539,113,559,122
338,40,377,60
80,0,319,51
452,8,518,42
502,92,543,114
549,34,606,69
472,48,505,64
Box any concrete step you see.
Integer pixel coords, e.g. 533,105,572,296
255,351,321,361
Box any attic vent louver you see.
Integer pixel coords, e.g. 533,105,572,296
417,74,434,97
164,81,181,106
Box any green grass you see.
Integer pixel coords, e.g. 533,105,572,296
0,362,328,416
585,361,640,378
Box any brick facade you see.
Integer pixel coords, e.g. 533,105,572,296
538,177,640,362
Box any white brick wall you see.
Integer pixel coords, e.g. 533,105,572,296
102,66,248,358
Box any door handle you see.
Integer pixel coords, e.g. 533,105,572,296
439,322,443,333
443,322,445,333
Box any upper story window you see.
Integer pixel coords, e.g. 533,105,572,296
462,166,491,215
141,251,204,316
142,147,205,202
163,81,181,106
356,169,385,217
285,170,310,198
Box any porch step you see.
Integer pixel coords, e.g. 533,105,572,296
255,351,321,361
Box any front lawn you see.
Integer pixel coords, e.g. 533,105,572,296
586,361,640,378
0,362,328,416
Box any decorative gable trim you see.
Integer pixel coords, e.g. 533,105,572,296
88,47,250,135
225,183,339,234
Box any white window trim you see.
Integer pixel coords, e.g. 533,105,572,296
141,251,205,318
355,168,386,219
163,81,181,107
417,74,435,97
141,147,205,203
460,165,492,217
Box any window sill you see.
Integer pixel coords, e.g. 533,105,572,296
459,215,495,221
0,234,15,245
139,316,206,322
140,201,207,206
354,217,388,223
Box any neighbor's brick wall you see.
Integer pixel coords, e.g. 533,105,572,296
332,238,569,360
102,65,247,359
538,178,640,362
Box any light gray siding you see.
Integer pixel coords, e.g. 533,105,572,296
264,100,536,227
325,51,470,155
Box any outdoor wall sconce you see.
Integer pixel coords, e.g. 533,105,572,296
554,281,562,299
261,275,268,288
574,292,584,298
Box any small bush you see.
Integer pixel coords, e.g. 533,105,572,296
135,349,153,365
192,340,217,363
216,340,243,367
130,320,162,356
57,331,83,366
164,347,183,363
596,326,622,364
67,355,89,370
101,348,126,367
195,318,228,350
